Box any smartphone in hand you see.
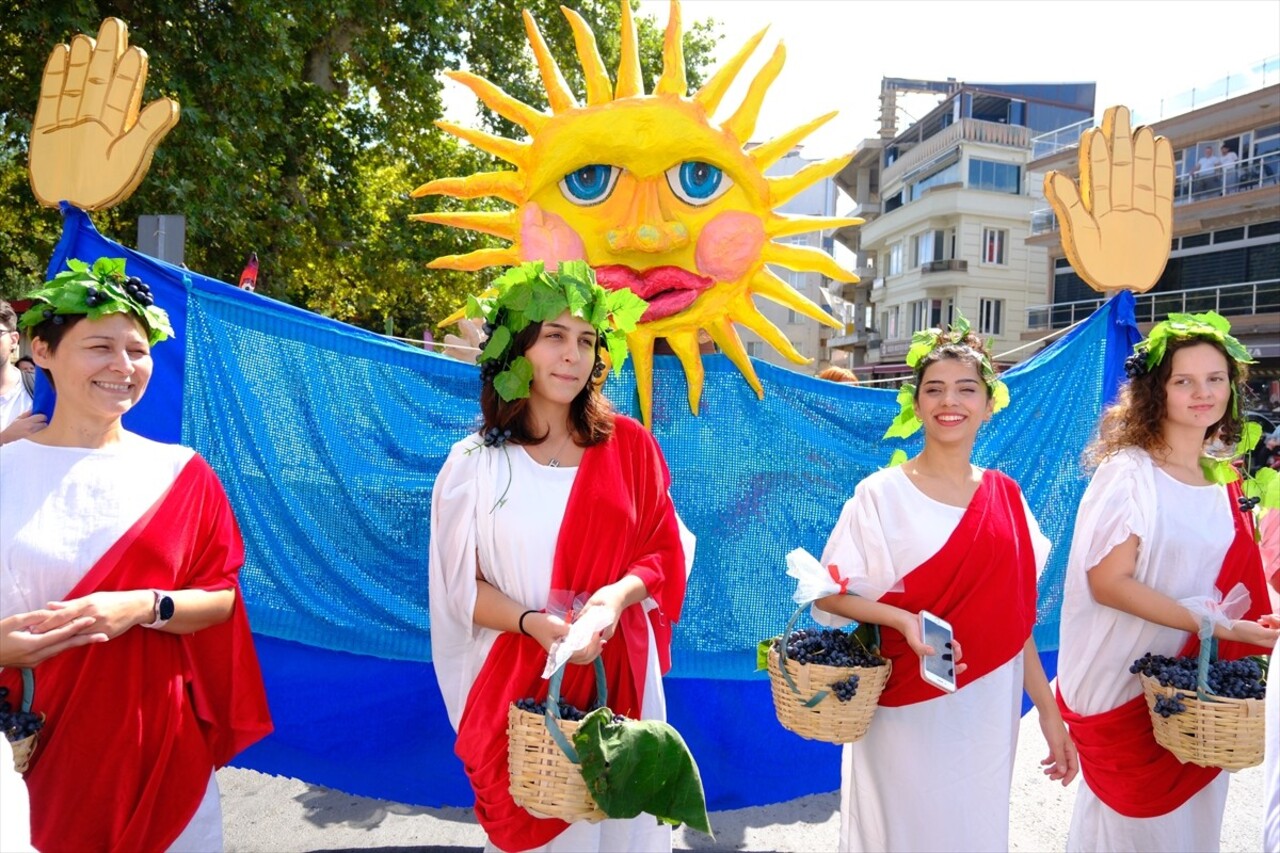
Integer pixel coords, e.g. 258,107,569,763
919,610,957,694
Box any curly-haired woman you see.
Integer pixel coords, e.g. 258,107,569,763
1057,313,1278,852
428,262,690,853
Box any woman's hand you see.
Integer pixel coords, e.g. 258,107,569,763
524,612,571,656
0,610,108,667
895,610,968,677
1038,710,1080,786
37,590,154,640
1219,617,1280,647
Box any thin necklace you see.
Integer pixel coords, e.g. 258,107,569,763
546,432,574,468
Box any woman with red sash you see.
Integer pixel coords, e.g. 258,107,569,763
1057,313,1277,852
814,319,1076,852
428,263,689,853
0,260,272,851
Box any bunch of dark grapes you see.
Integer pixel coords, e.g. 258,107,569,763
779,628,885,669
513,697,624,724
1152,695,1187,717
39,308,65,326
830,674,861,702
83,285,108,308
0,687,43,743
482,426,512,447
122,275,155,307
1131,653,1266,704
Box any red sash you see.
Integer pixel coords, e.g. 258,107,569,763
0,456,273,853
452,416,687,852
874,470,1038,707
1057,481,1271,818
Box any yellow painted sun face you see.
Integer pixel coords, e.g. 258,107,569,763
413,0,861,426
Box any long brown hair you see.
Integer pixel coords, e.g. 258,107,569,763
479,320,615,447
1085,337,1247,468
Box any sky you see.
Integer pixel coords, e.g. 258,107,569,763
628,0,1280,160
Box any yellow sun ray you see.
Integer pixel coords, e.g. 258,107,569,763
523,9,577,113
750,112,838,169
761,241,860,284
561,7,613,106
705,315,763,399
750,268,843,329
767,154,852,205
731,294,808,363
435,121,529,169
413,1,860,427
410,172,524,205
654,0,686,96
721,43,785,143
444,70,546,135
663,327,706,414
767,214,864,239
615,0,644,98
409,210,519,241
693,27,767,116
427,247,521,271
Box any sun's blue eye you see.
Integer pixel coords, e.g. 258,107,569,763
665,161,733,205
559,165,621,205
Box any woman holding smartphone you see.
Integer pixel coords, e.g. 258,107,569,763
1057,314,1277,852
814,317,1076,852
428,262,690,853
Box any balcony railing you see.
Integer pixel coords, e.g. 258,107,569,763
1030,150,1280,235
921,259,968,273
1026,279,1280,331
1028,54,1279,161
882,118,1030,188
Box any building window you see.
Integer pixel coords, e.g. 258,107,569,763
888,242,904,276
982,228,1007,265
968,158,1021,194
887,306,901,339
746,341,761,357
909,299,929,332
979,299,1004,336
912,228,956,267
787,309,799,324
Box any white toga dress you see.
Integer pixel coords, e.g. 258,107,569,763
428,437,676,853
813,466,1050,853
1057,448,1233,853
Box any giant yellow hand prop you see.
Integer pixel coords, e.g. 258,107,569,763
28,18,179,212
413,1,861,426
1044,105,1173,293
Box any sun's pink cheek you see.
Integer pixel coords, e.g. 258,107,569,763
695,211,765,282
519,204,587,265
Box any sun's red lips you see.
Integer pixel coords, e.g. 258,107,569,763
594,265,716,322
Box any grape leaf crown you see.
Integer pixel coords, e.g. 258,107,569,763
465,260,647,402
18,257,174,346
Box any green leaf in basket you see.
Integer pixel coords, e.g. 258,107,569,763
757,637,779,672
572,708,713,837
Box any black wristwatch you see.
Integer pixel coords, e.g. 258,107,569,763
145,590,175,629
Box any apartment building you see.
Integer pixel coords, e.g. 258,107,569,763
830,80,1095,379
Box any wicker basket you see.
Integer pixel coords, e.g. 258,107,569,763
766,643,891,744
5,669,40,775
1139,673,1264,771
507,657,608,823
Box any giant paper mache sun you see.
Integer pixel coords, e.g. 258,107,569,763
412,0,861,426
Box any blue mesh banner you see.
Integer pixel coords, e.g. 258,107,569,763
45,211,1141,808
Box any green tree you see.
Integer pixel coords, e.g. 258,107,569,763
0,1,720,339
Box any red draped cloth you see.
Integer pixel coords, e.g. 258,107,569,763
0,456,273,853
453,416,687,852
875,470,1038,707
1057,481,1271,818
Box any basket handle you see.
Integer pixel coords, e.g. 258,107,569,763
20,668,34,714
542,656,607,764
1195,618,1217,702
775,599,879,709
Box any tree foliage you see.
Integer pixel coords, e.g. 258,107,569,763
0,0,720,338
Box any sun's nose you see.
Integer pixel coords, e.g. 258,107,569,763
605,180,689,253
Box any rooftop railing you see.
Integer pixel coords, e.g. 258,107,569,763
1028,54,1280,160
1026,279,1280,331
